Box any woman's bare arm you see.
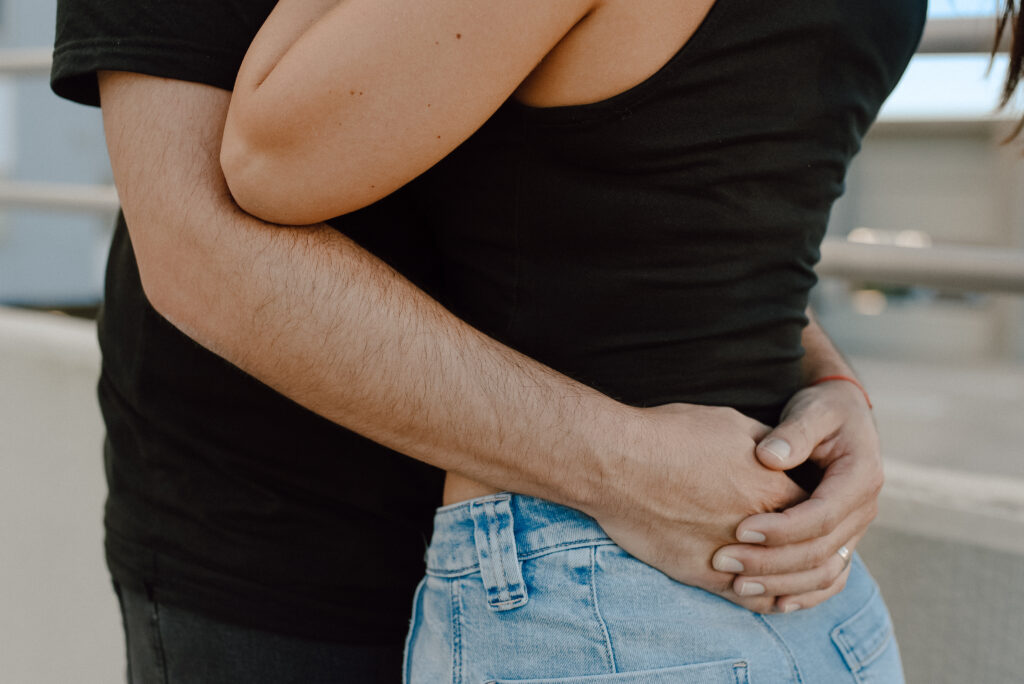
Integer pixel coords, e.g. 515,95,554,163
220,0,596,224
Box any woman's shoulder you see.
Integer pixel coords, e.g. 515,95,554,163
514,0,718,109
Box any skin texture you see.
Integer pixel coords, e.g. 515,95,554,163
739,370,881,611
220,0,719,224
97,0,883,614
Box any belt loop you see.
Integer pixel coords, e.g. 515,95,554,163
470,494,529,611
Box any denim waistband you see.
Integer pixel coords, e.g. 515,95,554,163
426,493,614,578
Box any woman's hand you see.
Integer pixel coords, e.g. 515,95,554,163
711,379,882,612
589,403,808,614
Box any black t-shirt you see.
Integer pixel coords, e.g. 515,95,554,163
52,0,445,645
52,0,925,649
415,0,926,425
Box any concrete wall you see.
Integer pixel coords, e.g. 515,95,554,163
862,462,1024,684
2,307,1023,683
0,307,121,684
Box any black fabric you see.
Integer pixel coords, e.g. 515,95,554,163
115,583,402,683
52,0,277,106
414,0,926,425
51,0,924,650
52,0,445,645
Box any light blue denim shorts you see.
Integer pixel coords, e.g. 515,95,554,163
404,493,903,683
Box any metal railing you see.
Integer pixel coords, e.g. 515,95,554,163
0,48,120,215
818,241,1024,294
0,20,1022,293
0,180,119,214
0,47,51,76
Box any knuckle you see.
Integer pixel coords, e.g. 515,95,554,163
810,541,834,567
801,596,824,610
867,467,885,497
725,406,753,429
755,553,779,576
740,596,774,614
705,574,734,595
791,420,813,450
798,547,819,572
817,509,839,536
866,498,879,523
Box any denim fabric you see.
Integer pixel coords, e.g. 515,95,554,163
404,494,903,684
114,584,403,683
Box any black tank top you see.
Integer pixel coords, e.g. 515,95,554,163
414,0,927,424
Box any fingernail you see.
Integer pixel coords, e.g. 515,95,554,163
713,555,745,573
782,603,801,614
737,529,766,544
738,582,765,596
760,438,791,463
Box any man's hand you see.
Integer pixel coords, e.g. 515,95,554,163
711,378,881,612
592,403,808,614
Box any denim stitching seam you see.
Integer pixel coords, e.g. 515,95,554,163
450,579,463,684
831,586,893,674
148,593,170,684
485,502,511,604
427,538,616,577
753,614,803,684
589,546,617,673
837,622,892,672
518,538,616,561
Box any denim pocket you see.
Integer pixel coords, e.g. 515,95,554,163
830,587,902,684
484,658,749,683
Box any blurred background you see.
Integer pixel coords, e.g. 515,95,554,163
1,1,1022,682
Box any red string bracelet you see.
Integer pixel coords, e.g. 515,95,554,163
809,374,873,409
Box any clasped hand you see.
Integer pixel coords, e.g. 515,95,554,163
592,380,881,614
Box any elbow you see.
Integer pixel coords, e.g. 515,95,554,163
120,203,223,345
220,108,330,226
131,225,211,342
220,101,383,225
220,128,298,225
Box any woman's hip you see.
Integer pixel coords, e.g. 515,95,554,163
405,493,902,684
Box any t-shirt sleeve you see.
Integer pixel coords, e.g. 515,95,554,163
51,0,278,107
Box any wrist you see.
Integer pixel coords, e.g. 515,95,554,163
565,401,649,520
808,374,872,410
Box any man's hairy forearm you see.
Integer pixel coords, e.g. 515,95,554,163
100,71,634,513
186,213,632,503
